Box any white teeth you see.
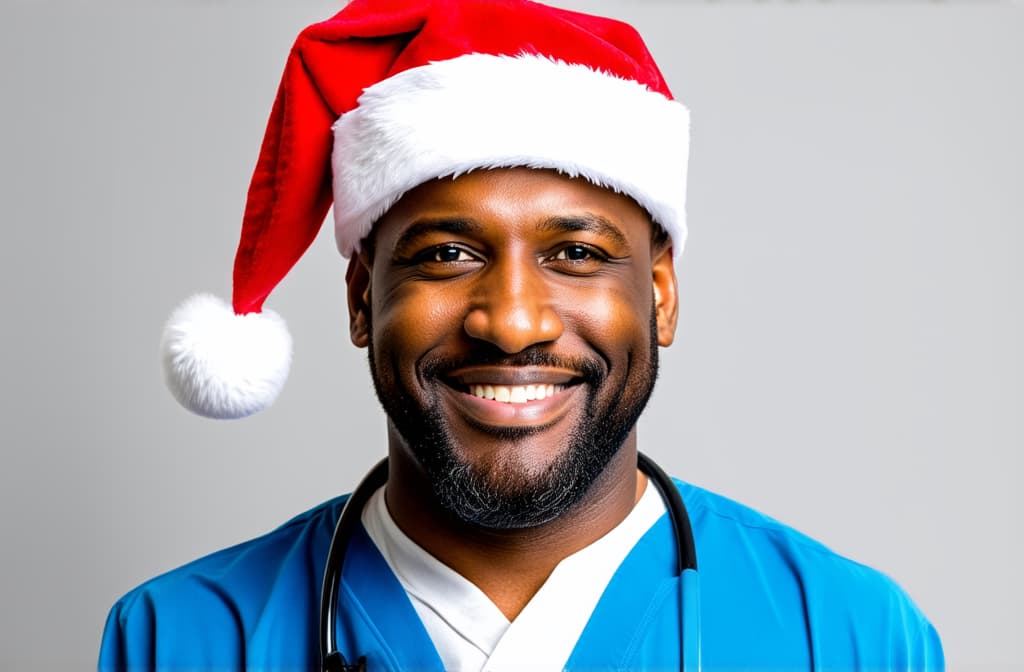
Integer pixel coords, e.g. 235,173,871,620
468,384,566,404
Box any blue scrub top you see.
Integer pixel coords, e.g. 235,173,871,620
100,479,943,671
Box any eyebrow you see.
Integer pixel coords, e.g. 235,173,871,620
391,213,630,253
392,218,483,253
537,214,629,249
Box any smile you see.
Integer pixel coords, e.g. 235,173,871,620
436,366,585,429
467,384,566,404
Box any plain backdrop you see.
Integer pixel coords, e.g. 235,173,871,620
1,0,1021,669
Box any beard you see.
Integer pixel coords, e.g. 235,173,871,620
367,309,659,530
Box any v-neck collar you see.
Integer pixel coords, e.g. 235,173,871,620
337,490,679,672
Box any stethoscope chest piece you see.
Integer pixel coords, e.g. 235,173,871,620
323,651,366,672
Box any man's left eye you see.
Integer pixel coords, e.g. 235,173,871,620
551,245,600,262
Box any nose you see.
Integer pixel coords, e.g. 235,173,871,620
463,256,564,353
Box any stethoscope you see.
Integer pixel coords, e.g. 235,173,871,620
320,453,701,672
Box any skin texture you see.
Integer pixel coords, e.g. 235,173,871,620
347,168,678,619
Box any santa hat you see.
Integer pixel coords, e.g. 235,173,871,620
161,0,691,419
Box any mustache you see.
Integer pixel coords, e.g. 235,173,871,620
421,345,606,386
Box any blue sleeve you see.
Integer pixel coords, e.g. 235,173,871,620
95,499,339,671
96,574,250,671
808,561,945,672
921,618,942,667
98,592,154,672
677,480,946,671
870,571,945,671
910,612,945,671
98,601,126,671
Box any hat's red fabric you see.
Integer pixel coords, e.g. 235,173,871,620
234,0,675,315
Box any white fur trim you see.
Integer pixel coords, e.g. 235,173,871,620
332,53,689,257
160,294,292,419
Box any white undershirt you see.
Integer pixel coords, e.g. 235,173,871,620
361,479,665,672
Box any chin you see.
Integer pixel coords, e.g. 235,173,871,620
367,317,660,529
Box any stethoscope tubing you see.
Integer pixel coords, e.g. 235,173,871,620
320,454,700,672
321,459,389,672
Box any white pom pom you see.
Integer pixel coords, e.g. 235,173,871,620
160,294,292,419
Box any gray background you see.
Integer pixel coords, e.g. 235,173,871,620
1,0,1020,669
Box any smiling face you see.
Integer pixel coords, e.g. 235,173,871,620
347,168,678,529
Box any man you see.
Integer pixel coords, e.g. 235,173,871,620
101,1,943,670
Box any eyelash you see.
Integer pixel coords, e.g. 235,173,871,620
548,244,607,263
406,242,610,269
421,245,477,264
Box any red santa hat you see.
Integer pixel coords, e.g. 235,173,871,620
161,0,691,419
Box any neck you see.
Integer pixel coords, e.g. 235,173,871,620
384,432,644,620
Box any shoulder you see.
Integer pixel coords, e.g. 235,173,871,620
99,495,347,670
109,494,347,615
674,479,944,670
678,478,874,566
677,477,901,585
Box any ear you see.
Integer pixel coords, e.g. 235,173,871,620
652,245,679,347
346,253,372,348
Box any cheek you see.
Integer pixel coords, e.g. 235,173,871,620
370,283,465,363
562,279,652,352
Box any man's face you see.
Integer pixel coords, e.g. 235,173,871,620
348,168,678,529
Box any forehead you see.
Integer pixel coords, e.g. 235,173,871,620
368,168,655,253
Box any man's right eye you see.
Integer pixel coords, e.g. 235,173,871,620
424,244,476,263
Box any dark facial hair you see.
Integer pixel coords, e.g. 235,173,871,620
367,308,659,530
